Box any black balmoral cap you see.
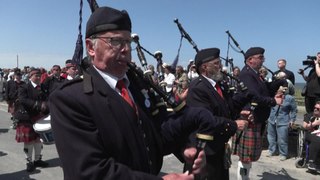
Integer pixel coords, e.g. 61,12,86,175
29,68,41,77
86,6,132,38
195,48,220,68
244,47,265,60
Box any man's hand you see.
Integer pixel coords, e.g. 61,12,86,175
162,171,193,180
162,147,206,180
183,147,206,174
235,120,248,131
235,110,252,130
289,122,294,128
312,118,320,126
41,102,48,113
274,94,283,105
240,110,252,121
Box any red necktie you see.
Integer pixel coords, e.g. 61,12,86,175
116,80,137,113
215,83,224,98
259,75,265,82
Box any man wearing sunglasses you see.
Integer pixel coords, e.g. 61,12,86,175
303,101,320,172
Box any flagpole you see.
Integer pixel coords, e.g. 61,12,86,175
16,54,19,68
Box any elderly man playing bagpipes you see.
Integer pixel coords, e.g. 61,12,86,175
233,47,285,180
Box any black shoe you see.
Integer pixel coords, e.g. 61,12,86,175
307,161,317,171
26,162,35,172
34,160,49,167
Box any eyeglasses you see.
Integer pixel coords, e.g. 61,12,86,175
94,36,132,49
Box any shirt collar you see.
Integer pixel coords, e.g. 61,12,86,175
93,65,129,90
202,75,217,88
66,75,73,80
30,80,38,88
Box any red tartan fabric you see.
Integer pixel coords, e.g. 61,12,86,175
15,123,39,143
232,123,264,163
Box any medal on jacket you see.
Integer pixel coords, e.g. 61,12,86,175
141,89,151,108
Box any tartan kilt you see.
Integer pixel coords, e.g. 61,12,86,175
15,122,39,143
232,123,265,163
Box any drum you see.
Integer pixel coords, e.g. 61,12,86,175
33,115,54,145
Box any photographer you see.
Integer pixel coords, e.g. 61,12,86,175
299,52,320,113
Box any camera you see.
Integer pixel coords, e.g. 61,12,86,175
302,55,317,66
307,56,317,60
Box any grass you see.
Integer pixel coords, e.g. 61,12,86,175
294,89,305,106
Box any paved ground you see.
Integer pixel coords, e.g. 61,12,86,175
0,81,319,179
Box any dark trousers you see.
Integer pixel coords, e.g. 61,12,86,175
204,150,229,180
305,133,320,163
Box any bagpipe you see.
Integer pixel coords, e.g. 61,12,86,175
226,30,276,77
173,18,199,53
220,69,248,94
131,33,167,93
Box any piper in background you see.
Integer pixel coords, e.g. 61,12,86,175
14,68,49,172
233,47,283,180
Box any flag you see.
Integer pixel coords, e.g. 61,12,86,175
72,34,83,65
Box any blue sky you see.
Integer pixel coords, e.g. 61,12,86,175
0,0,319,83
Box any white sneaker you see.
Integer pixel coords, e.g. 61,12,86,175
280,155,287,161
266,152,273,157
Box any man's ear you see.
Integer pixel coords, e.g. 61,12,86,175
86,39,95,57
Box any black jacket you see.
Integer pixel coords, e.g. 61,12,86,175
239,65,276,123
186,74,248,180
5,80,25,102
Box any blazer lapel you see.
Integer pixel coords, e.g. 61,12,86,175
85,67,143,165
200,75,224,101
